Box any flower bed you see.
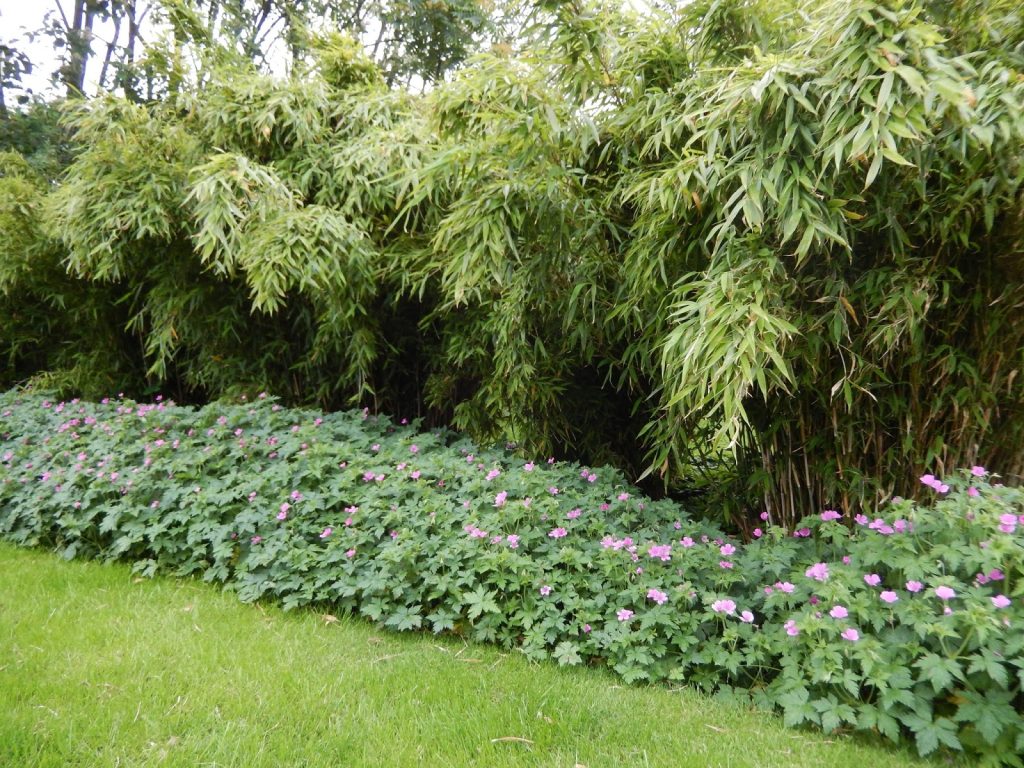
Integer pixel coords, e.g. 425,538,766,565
1,390,1021,762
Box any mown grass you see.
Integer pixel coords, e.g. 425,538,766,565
0,543,939,768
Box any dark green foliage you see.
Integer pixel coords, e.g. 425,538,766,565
2,390,1022,763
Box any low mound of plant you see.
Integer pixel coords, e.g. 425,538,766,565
1,389,1021,763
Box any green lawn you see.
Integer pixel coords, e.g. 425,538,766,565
0,543,937,768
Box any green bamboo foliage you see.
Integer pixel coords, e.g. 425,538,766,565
1,3,1022,526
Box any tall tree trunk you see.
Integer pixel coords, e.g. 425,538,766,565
62,0,91,97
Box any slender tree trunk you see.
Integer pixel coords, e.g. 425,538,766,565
61,0,90,97
123,0,140,101
97,11,123,94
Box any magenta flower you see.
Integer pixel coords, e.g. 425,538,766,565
970,465,987,477
540,585,552,596
548,527,567,539
617,493,630,501
680,536,695,548
935,586,956,600
616,609,634,622
548,486,559,495
720,543,736,556
752,528,763,538
820,510,842,521
864,573,881,587
992,595,1011,609
711,599,736,615
486,468,500,481
968,487,980,497
880,591,899,604
805,563,830,582
830,606,848,619
582,623,592,633
647,588,668,605
841,628,860,642
345,548,356,558
855,514,868,525
906,580,924,592
320,527,332,538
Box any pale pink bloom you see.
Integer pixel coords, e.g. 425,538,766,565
820,510,842,521
752,528,762,538
617,493,630,501
371,444,380,452
805,563,830,582
523,462,535,472
409,444,419,453
251,536,263,544
587,473,597,483
759,511,769,521
719,561,733,569
566,508,582,519
880,591,899,604
320,527,332,538
906,580,924,592
935,586,956,600
711,599,736,615
968,487,980,497
784,619,799,636
410,471,421,480
740,610,754,623
830,606,848,619
647,588,668,605
648,544,672,561
616,609,634,622
992,595,1011,609
506,534,520,549
548,486,559,495
540,585,552,596
494,491,508,507
549,527,567,539
583,623,592,633
680,536,695,548
345,548,356,558
841,628,860,642
970,466,987,477
390,530,398,540
720,543,736,556
864,573,881,587
776,581,795,593
486,469,501,481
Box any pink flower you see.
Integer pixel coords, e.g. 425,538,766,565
251,536,263,544
719,560,733,569
567,508,582,519
290,490,302,501
935,586,956,600
647,544,672,561
863,573,881,587
841,628,860,642
486,468,500,481
494,491,508,507
711,599,736,615
647,588,668,605
752,528,762,538
740,610,754,623
968,487,980,498
680,537,695,548
506,534,520,549
970,465,987,477
409,444,419,453
587,473,597,483
410,470,421,480
617,493,630,501
759,511,769,521
720,543,736,556
854,514,868,525
390,530,398,540
805,563,830,582
540,585,552,596
820,510,842,521
906,580,924,592
320,527,332,538
616,609,634,622
784,620,799,636
523,462,535,472
548,486,559,495
880,591,899,604
992,595,1011,609
830,606,848,619
776,581,795,593
582,623,592,633
345,548,356,558
549,527,567,539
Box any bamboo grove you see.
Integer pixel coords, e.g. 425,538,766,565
2,0,1023,526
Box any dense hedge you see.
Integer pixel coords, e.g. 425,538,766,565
3,1,1024,524
1,390,1022,763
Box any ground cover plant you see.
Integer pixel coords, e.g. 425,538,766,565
0,542,935,768
1,390,1021,764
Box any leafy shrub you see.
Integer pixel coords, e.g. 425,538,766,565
1,389,1021,763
